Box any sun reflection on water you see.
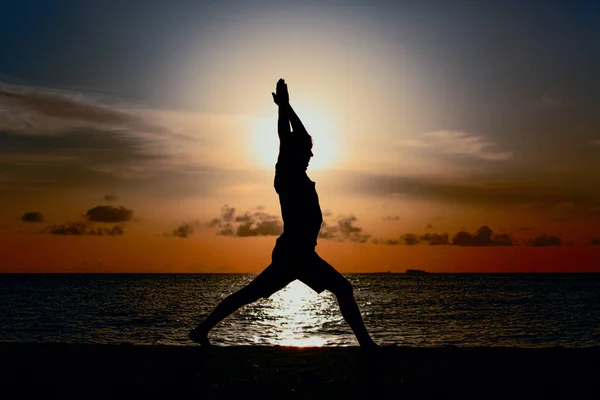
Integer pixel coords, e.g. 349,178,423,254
248,280,343,347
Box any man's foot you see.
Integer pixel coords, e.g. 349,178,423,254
189,326,211,347
359,339,378,351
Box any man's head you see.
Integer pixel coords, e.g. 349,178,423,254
283,133,313,170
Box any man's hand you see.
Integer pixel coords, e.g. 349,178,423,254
272,78,289,106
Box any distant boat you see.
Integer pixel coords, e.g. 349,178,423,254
405,269,428,275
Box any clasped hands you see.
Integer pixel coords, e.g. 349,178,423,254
272,78,289,106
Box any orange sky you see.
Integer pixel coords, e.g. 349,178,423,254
1,1,599,273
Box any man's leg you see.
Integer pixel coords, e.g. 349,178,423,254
301,255,377,349
190,262,291,346
330,278,377,348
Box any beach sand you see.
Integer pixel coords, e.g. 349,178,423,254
1,343,598,399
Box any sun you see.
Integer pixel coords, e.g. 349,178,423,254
249,106,339,170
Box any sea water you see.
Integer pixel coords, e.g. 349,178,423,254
1,273,599,347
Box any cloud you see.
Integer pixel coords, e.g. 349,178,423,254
104,195,118,202
318,221,338,240
591,238,600,246
0,81,219,197
236,212,283,237
425,223,433,229
334,215,371,243
526,233,562,247
208,205,282,237
383,215,400,221
169,223,195,238
592,139,600,147
84,205,133,223
337,172,600,206
42,221,124,236
452,225,514,246
208,205,237,236
0,81,171,136
542,94,561,106
208,205,373,243
398,131,513,161
401,233,419,245
419,233,450,245
21,211,44,222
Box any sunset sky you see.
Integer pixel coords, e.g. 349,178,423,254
1,0,599,273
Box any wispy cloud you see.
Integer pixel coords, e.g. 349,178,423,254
398,131,513,161
0,81,169,137
21,211,44,222
336,172,600,206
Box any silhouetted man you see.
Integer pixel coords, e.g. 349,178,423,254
190,79,376,348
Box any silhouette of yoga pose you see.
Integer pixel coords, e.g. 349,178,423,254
190,79,376,348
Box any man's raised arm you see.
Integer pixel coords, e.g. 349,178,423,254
273,79,291,140
287,104,307,135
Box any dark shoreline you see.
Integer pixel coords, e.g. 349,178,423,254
1,343,598,399
2,272,600,275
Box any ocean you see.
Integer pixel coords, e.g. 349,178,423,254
1,273,599,347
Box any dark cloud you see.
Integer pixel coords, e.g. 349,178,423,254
208,205,236,236
401,234,419,245
0,129,168,191
221,205,236,223
452,226,514,246
381,239,401,246
335,215,371,243
218,224,234,237
420,233,450,245
591,238,600,246
526,234,562,247
170,223,194,238
208,206,373,243
21,211,44,222
236,215,282,237
104,195,118,202
42,221,124,236
208,205,282,237
425,223,433,229
85,205,133,223
334,172,600,207
491,233,515,246
517,227,533,231
318,221,338,240
383,215,400,221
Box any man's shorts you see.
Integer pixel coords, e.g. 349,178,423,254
246,239,349,298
